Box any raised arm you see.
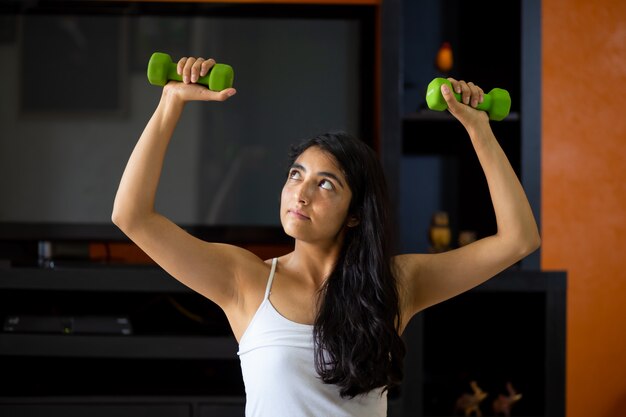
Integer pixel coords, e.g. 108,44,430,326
112,57,259,310
396,79,541,326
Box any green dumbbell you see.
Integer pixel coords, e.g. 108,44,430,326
425,77,511,121
147,52,234,92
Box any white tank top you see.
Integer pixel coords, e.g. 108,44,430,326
237,258,387,417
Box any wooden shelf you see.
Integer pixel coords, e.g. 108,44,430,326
0,396,246,417
402,111,521,160
0,333,237,359
0,266,187,293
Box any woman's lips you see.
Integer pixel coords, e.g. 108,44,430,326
288,209,310,220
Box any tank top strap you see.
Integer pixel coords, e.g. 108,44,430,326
264,257,278,300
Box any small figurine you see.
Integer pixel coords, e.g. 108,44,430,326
492,382,522,416
454,380,488,417
428,211,451,253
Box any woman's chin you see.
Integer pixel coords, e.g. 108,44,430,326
282,225,305,240
281,222,316,242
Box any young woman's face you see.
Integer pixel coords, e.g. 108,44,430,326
280,146,354,245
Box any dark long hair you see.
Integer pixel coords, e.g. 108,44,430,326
287,131,405,398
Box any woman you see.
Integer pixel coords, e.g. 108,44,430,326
112,56,540,417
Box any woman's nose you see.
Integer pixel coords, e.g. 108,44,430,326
295,182,312,204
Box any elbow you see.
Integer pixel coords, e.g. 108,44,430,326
111,201,154,238
111,209,123,230
111,207,127,232
528,233,542,254
111,202,136,234
111,198,124,228
111,210,141,239
520,229,541,258
499,227,541,260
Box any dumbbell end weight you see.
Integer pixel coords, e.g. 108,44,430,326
147,52,175,86
425,77,511,121
425,77,452,112
147,52,234,92
207,63,234,91
485,87,511,122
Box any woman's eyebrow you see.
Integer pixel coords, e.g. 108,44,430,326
290,162,345,189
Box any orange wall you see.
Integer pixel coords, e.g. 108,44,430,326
542,0,626,415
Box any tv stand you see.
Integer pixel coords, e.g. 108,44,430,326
0,264,245,417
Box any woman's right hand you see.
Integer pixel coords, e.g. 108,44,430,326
441,78,488,131
163,56,237,102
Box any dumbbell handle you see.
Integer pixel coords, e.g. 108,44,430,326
426,77,511,121
162,64,187,85
159,62,230,89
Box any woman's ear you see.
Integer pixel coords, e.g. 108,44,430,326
346,216,360,228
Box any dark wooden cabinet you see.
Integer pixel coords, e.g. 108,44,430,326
0,266,246,416
398,268,566,417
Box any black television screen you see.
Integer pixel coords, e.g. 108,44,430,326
0,2,374,242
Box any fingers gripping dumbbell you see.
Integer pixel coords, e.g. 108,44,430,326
426,77,511,121
147,52,234,92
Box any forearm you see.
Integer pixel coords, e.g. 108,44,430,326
112,90,185,229
468,122,540,253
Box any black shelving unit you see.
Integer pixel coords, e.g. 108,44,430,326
398,268,566,417
0,266,246,416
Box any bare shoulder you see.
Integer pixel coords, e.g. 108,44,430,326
234,251,278,292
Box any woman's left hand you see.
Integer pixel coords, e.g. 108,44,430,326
441,78,489,129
